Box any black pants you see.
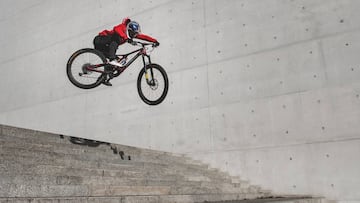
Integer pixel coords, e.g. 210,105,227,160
93,35,121,60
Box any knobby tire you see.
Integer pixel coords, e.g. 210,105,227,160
137,64,169,105
66,48,106,89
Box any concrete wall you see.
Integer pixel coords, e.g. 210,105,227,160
1,0,360,202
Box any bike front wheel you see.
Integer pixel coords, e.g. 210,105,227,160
137,64,169,105
66,48,107,89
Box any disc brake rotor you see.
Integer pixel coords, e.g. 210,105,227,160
149,79,159,90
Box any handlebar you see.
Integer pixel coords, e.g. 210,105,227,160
130,40,158,47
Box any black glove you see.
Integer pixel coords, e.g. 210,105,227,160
153,41,160,47
127,38,135,45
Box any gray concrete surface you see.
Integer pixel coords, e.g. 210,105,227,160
0,0,360,202
0,125,273,202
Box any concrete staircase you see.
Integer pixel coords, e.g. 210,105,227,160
0,125,327,203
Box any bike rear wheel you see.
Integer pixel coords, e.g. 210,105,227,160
67,48,107,89
137,64,169,105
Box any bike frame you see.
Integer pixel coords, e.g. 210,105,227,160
86,42,153,76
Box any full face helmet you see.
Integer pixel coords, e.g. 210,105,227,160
127,21,141,38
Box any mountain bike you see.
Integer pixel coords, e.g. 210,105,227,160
66,41,169,105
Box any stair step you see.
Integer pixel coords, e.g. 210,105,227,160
0,145,214,176
0,163,143,178
0,193,283,203
1,125,68,145
202,197,325,203
0,174,186,187
0,184,89,198
0,152,143,171
0,141,127,166
0,136,110,156
0,184,174,197
2,183,249,198
0,165,251,193
0,147,235,185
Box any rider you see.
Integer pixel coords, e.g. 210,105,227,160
93,17,160,86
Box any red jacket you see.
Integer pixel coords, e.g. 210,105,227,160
99,21,157,44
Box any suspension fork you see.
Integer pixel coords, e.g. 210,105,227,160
142,54,155,86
